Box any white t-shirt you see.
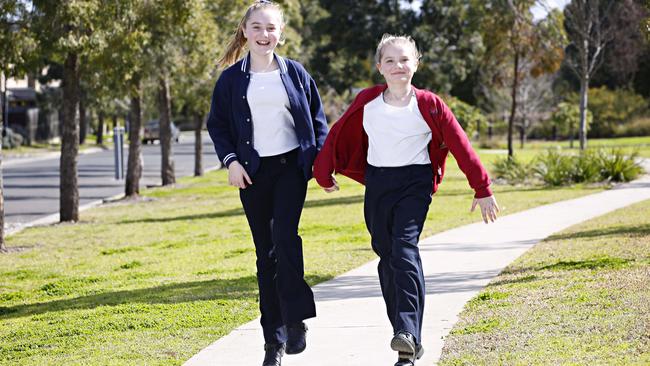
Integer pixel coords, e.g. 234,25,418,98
247,69,299,157
362,93,432,167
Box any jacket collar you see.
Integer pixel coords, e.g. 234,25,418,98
240,52,288,74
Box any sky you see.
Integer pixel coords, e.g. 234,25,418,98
408,0,571,20
531,0,572,20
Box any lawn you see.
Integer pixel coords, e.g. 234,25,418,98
0,152,621,365
483,135,650,158
439,199,650,365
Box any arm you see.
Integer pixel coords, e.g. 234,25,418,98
435,97,492,198
313,120,340,191
206,74,238,168
306,75,329,150
206,73,251,188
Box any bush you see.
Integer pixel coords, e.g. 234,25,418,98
529,149,643,186
596,149,643,182
3,127,24,149
581,87,649,138
492,156,534,184
533,149,575,186
613,117,650,137
445,95,484,139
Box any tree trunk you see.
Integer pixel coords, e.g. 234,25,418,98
112,114,118,130
158,75,175,185
125,79,143,197
578,76,589,150
0,72,5,252
508,50,520,158
60,52,80,222
96,110,104,145
79,89,87,145
194,113,203,177
519,123,525,148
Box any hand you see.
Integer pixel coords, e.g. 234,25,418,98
323,176,339,193
228,161,252,189
471,195,500,224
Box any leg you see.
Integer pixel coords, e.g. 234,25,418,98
240,167,287,345
271,159,316,324
390,175,432,345
364,166,399,330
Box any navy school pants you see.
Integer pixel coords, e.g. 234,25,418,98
364,164,433,345
239,149,316,344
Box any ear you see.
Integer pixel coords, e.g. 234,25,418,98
376,63,382,74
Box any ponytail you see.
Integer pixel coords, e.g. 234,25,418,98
218,17,248,68
217,1,286,68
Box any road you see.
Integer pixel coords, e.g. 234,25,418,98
4,132,221,232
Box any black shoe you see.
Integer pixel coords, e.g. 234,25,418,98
262,342,285,366
391,332,424,365
285,322,308,354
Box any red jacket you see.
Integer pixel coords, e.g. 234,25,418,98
313,84,492,198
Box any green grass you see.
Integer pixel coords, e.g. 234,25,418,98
5,139,107,156
439,199,650,365
482,135,650,158
0,152,620,365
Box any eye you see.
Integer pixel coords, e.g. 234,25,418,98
268,27,276,32
253,25,261,30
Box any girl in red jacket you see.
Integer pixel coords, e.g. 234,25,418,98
313,34,499,366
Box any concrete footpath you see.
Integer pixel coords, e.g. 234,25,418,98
184,170,650,366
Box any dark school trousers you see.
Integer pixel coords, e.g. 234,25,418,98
364,164,433,345
239,149,316,344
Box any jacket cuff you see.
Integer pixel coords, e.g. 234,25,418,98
474,185,493,199
222,153,238,168
314,174,334,189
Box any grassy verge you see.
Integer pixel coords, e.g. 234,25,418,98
0,153,610,365
439,199,650,365
5,139,107,157
480,136,650,158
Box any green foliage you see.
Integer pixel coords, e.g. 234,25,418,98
551,101,591,139
445,95,483,138
596,149,644,182
412,0,487,93
614,117,650,137
492,156,534,184
584,87,649,138
532,148,643,186
532,149,575,186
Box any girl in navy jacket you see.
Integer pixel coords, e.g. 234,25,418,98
207,2,328,365
314,34,499,366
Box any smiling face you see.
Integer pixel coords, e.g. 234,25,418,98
376,42,419,85
243,8,284,58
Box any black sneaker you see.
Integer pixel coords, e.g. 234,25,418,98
285,322,308,354
391,331,424,365
262,342,285,366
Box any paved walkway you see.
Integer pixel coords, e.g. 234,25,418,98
184,168,650,366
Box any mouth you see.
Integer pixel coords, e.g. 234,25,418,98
256,40,271,46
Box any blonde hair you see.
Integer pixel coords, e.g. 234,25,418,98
374,34,422,64
218,1,286,68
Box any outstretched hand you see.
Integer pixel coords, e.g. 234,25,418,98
471,195,500,224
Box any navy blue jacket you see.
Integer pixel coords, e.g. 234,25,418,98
207,53,328,180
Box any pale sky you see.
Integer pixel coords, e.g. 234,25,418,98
531,0,572,20
408,0,571,20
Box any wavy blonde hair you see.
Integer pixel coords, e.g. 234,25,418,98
374,34,422,64
218,1,286,68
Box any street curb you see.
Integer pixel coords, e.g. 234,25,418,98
3,146,110,168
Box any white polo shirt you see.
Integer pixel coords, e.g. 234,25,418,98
362,93,432,167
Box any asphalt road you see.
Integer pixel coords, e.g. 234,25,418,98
4,132,221,231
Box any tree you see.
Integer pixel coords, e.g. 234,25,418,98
33,0,104,222
478,0,564,157
563,0,615,150
173,0,220,177
1,0,36,250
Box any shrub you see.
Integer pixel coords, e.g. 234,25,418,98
492,156,534,184
445,95,483,139
596,149,643,182
613,117,650,137
571,149,602,183
533,149,575,186
581,87,649,138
